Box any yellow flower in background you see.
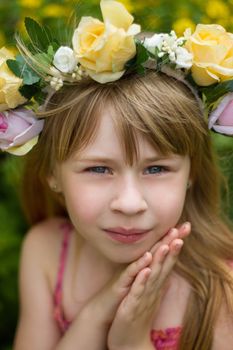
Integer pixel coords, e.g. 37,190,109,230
73,0,140,83
134,0,160,10
19,0,42,8
186,24,233,86
206,0,229,19
173,18,196,36
0,32,6,46
42,4,69,18
215,18,230,29
0,47,26,111
199,16,211,24
119,0,134,12
146,14,161,30
16,19,27,35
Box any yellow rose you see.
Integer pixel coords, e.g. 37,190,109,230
72,0,141,83
0,47,26,112
185,24,233,86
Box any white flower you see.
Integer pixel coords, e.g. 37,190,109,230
50,77,64,91
142,28,193,72
183,28,192,40
53,46,77,73
175,46,193,69
162,32,178,53
49,66,62,78
143,34,164,54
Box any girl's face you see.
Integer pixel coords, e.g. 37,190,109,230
54,108,191,264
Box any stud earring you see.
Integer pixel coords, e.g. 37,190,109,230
187,181,192,189
51,184,58,191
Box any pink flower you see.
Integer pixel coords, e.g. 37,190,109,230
0,115,8,132
0,108,44,155
209,93,233,135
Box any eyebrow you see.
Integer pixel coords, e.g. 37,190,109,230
74,155,177,163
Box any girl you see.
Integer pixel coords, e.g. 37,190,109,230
13,71,233,349
2,1,232,349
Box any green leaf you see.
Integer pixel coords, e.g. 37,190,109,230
32,45,57,74
6,59,21,78
125,40,150,73
136,65,146,74
50,41,60,53
34,52,52,66
24,17,54,52
7,55,40,85
47,45,55,58
201,80,233,105
19,84,40,100
135,41,150,66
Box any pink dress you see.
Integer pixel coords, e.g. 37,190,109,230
53,222,181,349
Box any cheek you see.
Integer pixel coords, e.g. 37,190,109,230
63,184,104,224
152,184,187,226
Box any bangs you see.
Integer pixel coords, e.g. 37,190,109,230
42,71,207,166
108,71,208,165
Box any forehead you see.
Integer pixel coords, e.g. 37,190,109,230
74,108,167,161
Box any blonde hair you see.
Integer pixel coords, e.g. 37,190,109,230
21,70,233,349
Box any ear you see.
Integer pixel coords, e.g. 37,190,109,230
187,181,192,189
187,162,193,189
47,174,62,193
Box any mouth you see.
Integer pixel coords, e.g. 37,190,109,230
103,227,151,244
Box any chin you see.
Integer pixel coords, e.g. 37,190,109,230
104,247,148,265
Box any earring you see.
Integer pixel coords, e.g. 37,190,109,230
187,181,191,189
51,184,58,191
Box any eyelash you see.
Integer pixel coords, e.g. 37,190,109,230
85,166,168,175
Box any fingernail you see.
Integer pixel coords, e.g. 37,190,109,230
182,222,190,230
143,251,151,260
174,241,183,251
162,246,169,255
168,228,177,238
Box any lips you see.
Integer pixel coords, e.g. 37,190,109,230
105,227,150,235
103,227,151,244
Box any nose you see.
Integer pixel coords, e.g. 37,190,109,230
110,174,148,215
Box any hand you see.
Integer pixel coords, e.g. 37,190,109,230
80,248,153,327
149,221,191,255
81,222,190,326
107,223,191,350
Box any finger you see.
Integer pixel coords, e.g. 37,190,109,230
176,222,191,239
147,244,170,278
129,267,152,299
145,239,183,291
121,247,172,318
169,238,184,253
150,228,178,254
150,222,190,254
155,239,183,285
113,251,153,295
119,268,152,316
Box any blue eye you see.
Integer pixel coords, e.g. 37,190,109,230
86,166,110,174
145,166,166,174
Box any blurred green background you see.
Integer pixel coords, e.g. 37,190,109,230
0,0,233,349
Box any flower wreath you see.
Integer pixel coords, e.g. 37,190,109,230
0,0,233,156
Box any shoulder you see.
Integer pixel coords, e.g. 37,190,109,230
20,216,70,287
22,217,68,258
14,217,68,349
212,260,233,349
23,216,68,241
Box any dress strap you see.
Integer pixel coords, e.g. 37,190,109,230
54,221,72,332
151,327,182,350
